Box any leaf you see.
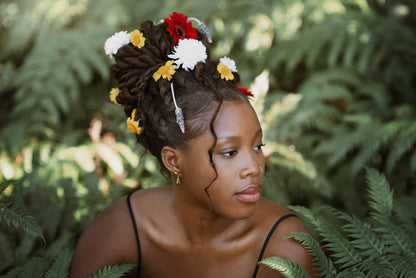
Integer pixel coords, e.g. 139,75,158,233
259,257,310,278
19,257,47,278
44,249,73,278
86,264,135,278
0,202,45,243
285,232,337,278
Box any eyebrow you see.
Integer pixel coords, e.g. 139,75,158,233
217,128,263,142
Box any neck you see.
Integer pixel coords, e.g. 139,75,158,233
169,186,239,245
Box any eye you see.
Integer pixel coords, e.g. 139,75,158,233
254,143,265,151
222,150,238,157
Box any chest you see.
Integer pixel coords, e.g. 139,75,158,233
139,230,262,278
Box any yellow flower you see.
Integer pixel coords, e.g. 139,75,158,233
109,87,120,105
153,60,177,82
126,109,142,134
217,63,234,81
130,29,146,48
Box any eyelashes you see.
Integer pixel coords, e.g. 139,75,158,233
221,143,265,158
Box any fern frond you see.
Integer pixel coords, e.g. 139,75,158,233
0,180,13,195
44,249,73,278
19,257,47,278
289,206,362,269
365,168,393,226
358,256,397,278
393,197,416,243
259,257,310,278
0,202,44,242
351,121,403,175
86,264,135,278
285,232,337,277
386,121,416,174
386,253,416,277
335,267,366,278
335,210,385,259
1,265,23,278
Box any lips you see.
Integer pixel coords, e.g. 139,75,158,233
235,185,262,203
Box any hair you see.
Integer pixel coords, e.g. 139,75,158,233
111,19,250,174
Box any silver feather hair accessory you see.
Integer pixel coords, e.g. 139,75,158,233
170,82,185,133
188,17,213,44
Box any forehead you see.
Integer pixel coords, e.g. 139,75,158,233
214,101,261,138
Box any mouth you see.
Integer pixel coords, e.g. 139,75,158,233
235,185,262,203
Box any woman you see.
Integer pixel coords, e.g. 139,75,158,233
70,12,316,278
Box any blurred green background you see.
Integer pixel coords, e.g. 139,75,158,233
0,0,415,276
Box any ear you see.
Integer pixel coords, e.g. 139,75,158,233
161,146,182,175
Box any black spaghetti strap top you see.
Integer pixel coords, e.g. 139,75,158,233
127,192,142,278
251,214,296,278
127,193,295,278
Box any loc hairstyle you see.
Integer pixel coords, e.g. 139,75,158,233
109,14,252,172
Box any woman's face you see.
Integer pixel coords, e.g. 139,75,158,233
178,100,265,220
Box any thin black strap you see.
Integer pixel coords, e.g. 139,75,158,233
251,214,296,278
127,192,141,278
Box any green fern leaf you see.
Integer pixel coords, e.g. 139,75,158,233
358,256,397,278
289,206,362,269
259,257,310,278
44,249,73,278
0,202,44,242
1,266,23,278
365,168,393,226
19,257,47,278
386,253,416,277
351,121,403,175
386,121,416,174
285,232,337,277
336,267,366,277
87,264,135,278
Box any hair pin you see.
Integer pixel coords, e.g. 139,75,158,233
188,17,213,44
170,82,185,133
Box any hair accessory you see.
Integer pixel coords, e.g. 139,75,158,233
237,84,254,97
130,29,146,48
104,31,130,58
168,39,207,71
217,63,234,81
170,83,185,133
153,60,177,81
126,109,142,135
219,56,238,72
109,87,121,105
188,17,212,43
165,12,197,44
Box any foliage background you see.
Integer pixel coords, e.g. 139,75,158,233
0,0,415,276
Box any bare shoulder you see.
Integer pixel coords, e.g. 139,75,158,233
255,198,317,277
69,192,138,277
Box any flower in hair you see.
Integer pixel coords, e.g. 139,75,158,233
127,109,142,135
104,31,130,57
219,56,238,72
109,87,121,105
168,39,207,71
165,12,197,44
153,60,177,81
130,29,146,48
237,84,254,97
217,63,234,81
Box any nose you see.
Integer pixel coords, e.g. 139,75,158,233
240,153,263,178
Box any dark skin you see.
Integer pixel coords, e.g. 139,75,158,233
70,101,317,278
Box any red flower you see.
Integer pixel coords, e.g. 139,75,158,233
238,84,254,97
165,12,197,44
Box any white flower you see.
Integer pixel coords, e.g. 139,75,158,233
104,31,130,57
219,56,238,72
168,39,207,71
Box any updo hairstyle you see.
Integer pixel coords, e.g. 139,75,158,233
111,19,249,171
